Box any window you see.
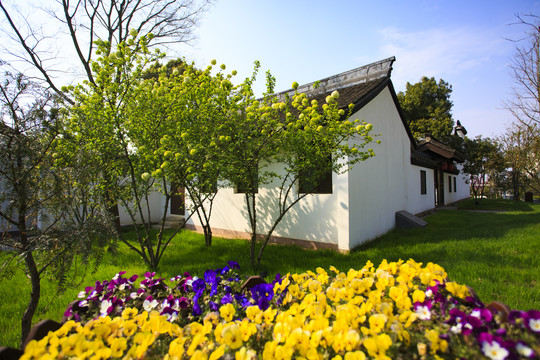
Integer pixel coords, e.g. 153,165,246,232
299,155,333,194
198,174,218,194
420,170,427,195
235,169,258,194
453,177,457,193
448,176,452,193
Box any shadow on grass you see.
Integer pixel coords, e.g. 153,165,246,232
457,198,534,212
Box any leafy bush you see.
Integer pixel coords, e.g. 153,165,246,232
23,260,539,359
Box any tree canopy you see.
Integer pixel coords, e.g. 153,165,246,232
397,76,455,141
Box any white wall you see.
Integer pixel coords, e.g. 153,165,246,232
118,187,164,226
444,164,470,204
346,87,411,250
185,160,340,245
406,165,436,215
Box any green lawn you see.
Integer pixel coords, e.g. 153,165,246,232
1,199,539,348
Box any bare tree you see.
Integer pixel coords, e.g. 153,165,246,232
497,121,540,198
0,0,211,104
0,69,114,345
505,14,540,130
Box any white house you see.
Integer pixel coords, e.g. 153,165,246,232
133,57,470,252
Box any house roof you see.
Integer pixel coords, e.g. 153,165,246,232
416,136,466,162
411,136,465,173
276,57,395,100
274,57,417,147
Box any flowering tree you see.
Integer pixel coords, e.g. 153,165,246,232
222,66,377,267
63,33,243,268
152,60,239,247
62,32,179,270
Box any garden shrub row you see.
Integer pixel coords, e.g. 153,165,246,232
21,259,539,359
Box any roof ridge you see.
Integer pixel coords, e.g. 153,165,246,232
275,56,395,98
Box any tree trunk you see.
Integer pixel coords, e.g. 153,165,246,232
203,225,212,247
250,232,257,268
21,250,40,347
247,193,257,268
512,170,520,201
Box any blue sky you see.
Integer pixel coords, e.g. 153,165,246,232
172,0,540,138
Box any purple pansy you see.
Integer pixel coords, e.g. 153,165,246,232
220,293,234,305
251,283,274,310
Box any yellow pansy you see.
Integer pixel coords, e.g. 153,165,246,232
369,313,388,334
274,344,294,360
246,305,262,323
363,333,392,360
203,311,220,326
235,346,257,360
168,337,186,358
187,333,207,356
262,340,278,360
344,350,367,360
326,286,341,302
425,329,449,354
239,318,257,341
122,320,138,336
343,329,361,351
412,289,426,303
110,337,127,357
214,323,224,343
209,344,226,360
308,279,323,294
191,349,209,360
445,282,470,299
121,307,138,320
219,303,236,322
273,321,292,343
141,312,162,333
133,331,154,347
263,306,278,324
350,277,374,294
222,323,243,349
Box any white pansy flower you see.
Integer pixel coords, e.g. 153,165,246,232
482,341,509,360
516,343,534,358
529,318,540,332
450,323,463,334
100,300,112,317
143,298,159,312
415,305,431,320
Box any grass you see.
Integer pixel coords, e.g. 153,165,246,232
1,199,539,348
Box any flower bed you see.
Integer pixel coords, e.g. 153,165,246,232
22,259,539,359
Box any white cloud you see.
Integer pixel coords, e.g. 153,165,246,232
378,26,507,90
